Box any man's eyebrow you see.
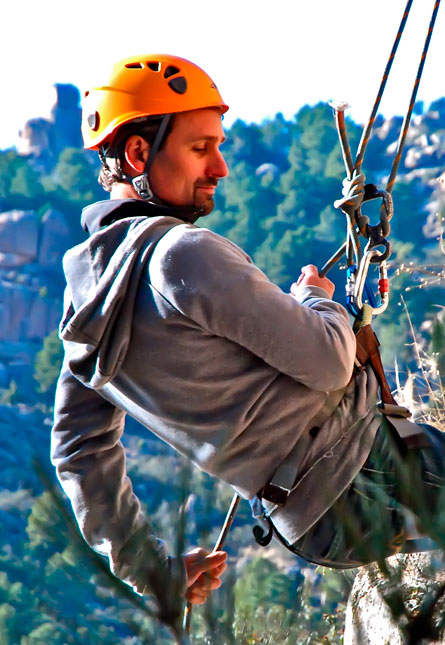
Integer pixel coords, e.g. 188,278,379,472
190,135,227,144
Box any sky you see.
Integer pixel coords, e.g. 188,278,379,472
1,0,444,150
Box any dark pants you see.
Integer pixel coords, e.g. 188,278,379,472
289,418,445,569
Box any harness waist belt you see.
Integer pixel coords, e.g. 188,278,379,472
260,386,348,506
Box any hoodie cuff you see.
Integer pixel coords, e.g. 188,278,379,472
109,525,185,600
167,555,187,596
291,284,331,304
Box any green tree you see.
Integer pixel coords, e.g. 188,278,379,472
0,150,26,199
234,558,302,613
33,329,63,394
53,148,101,202
0,380,18,405
10,164,44,200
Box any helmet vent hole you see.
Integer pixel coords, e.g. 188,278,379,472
87,112,100,131
164,65,180,79
147,61,161,72
168,77,187,95
125,62,144,69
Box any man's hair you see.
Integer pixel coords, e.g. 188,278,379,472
98,115,174,192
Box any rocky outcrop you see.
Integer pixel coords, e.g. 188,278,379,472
0,211,38,267
0,208,71,270
17,83,82,165
0,276,61,343
50,84,83,154
38,209,72,267
344,552,445,644
16,118,54,163
0,208,72,388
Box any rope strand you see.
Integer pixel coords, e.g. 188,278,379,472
354,0,414,176
322,0,441,281
386,0,442,193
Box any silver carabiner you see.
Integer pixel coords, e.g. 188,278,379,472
355,249,390,316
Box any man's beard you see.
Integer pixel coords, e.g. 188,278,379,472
194,194,215,215
193,180,218,216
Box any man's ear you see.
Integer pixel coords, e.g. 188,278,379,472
124,135,150,174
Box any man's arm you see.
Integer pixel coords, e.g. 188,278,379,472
51,361,226,602
150,227,356,392
51,361,186,594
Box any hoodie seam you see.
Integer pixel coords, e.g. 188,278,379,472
143,278,215,335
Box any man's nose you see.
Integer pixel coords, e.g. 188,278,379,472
209,149,229,178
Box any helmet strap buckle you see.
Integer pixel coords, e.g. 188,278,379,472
130,114,172,202
132,174,154,201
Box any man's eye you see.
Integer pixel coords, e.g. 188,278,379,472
193,147,206,153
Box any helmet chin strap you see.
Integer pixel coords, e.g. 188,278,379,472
129,114,204,222
131,114,171,201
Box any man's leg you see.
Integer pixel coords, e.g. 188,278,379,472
289,418,445,569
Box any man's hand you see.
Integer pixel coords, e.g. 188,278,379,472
183,548,227,605
291,265,335,299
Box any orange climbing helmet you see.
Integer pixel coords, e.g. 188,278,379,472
82,53,229,150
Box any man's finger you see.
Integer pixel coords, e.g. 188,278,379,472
192,573,223,592
185,588,210,604
207,562,228,577
191,560,227,584
185,575,223,604
184,549,227,587
191,552,226,577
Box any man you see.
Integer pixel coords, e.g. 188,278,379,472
51,54,445,607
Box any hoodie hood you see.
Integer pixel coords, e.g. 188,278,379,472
81,198,200,235
61,199,182,389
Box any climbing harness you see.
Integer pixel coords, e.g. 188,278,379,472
252,0,441,553
354,313,431,451
321,0,441,449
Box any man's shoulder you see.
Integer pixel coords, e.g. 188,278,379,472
154,224,251,264
148,223,253,297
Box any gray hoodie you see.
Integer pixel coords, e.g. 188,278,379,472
51,199,381,594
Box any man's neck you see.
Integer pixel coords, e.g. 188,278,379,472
110,182,141,201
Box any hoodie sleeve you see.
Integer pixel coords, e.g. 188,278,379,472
51,361,186,599
150,226,356,392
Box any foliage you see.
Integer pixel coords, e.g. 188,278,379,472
430,310,445,377
0,457,351,644
0,380,18,405
10,164,45,200
0,96,445,642
33,329,63,394
53,148,101,202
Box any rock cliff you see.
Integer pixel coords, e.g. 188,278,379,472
17,83,82,168
345,552,445,644
0,208,71,389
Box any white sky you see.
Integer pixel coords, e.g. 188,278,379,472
1,0,444,150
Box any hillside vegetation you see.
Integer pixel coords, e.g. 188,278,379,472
0,96,444,643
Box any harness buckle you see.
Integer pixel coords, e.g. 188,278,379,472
378,402,412,418
132,174,154,201
260,482,290,507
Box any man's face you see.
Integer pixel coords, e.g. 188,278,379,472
149,108,228,215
